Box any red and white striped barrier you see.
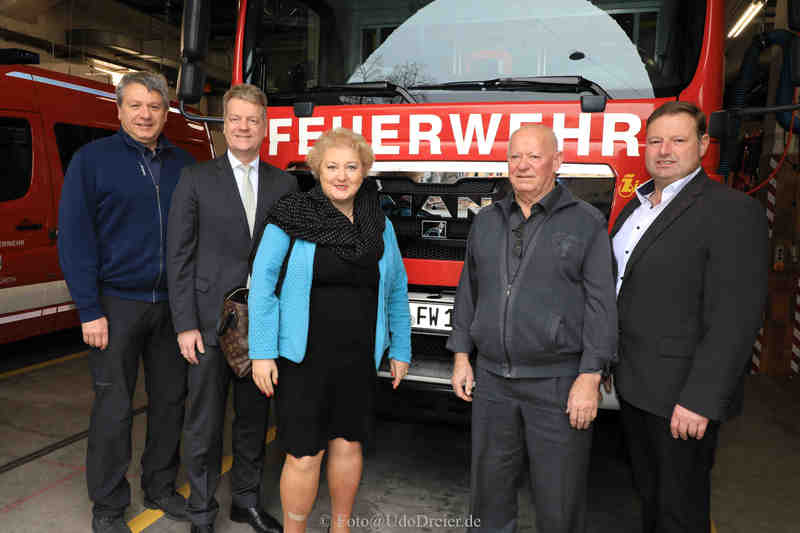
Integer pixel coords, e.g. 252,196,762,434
752,172,777,374
752,327,763,374
793,277,800,375
766,175,777,240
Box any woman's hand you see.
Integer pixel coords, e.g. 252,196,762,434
390,359,409,389
252,359,278,397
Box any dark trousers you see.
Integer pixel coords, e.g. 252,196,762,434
469,366,592,533
184,344,271,525
619,398,720,533
87,294,187,518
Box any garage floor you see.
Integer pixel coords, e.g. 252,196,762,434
0,333,798,533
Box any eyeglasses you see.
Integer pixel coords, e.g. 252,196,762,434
512,225,524,258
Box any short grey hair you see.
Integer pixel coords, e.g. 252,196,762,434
116,71,170,108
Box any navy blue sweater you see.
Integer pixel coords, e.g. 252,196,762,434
58,130,195,323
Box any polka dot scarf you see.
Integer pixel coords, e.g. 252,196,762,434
267,179,385,262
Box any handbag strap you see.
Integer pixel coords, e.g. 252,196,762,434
274,237,295,297
248,217,270,272
248,218,295,297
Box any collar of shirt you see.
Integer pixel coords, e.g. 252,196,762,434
503,182,563,218
227,150,260,199
119,128,169,158
634,166,702,208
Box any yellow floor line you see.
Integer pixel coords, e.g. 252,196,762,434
128,428,277,532
712,519,718,533
0,350,88,380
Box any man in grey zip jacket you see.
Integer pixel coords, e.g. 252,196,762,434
447,124,617,533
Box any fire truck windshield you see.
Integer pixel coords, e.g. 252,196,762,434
247,0,706,103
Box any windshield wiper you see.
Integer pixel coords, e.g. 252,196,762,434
272,81,417,104
410,76,610,98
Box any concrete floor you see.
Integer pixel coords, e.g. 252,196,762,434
0,343,798,532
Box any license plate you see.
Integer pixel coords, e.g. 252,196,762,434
409,301,453,332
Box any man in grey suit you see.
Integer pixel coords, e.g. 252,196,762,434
167,84,298,533
611,101,768,533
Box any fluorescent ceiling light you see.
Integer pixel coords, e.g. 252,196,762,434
728,1,765,39
89,59,134,86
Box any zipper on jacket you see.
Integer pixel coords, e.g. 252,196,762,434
153,182,164,302
502,282,513,377
140,160,164,303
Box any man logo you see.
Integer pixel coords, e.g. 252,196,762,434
619,174,641,199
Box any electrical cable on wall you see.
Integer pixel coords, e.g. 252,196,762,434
747,87,799,195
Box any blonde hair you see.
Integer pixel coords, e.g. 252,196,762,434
307,128,375,178
223,84,268,117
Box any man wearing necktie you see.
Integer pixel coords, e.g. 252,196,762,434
167,84,298,533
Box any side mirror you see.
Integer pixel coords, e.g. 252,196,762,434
177,61,206,105
580,94,607,113
178,0,210,104
180,0,210,61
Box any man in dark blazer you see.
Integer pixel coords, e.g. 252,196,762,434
611,101,768,533
167,84,298,533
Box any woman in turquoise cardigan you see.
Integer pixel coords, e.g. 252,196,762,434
248,128,411,533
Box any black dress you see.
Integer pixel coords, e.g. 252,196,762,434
276,244,380,458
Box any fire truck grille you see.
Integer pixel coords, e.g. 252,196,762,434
377,179,503,195
411,334,451,360
391,219,471,241
403,244,465,261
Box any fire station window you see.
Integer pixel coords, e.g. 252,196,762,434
53,123,116,174
0,117,32,203
361,26,398,61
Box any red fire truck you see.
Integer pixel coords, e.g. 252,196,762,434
0,57,214,344
178,0,724,406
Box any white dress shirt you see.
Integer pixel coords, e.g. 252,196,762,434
227,150,259,204
612,167,702,296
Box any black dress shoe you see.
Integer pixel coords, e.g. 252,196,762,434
190,525,214,533
92,515,132,533
230,505,283,533
143,491,189,522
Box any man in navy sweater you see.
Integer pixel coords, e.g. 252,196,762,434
58,71,195,533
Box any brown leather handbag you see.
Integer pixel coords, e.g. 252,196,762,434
216,230,295,378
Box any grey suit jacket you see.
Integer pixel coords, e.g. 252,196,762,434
610,171,768,422
167,154,299,346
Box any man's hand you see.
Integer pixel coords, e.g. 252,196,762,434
390,359,409,389
177,329,205,365
670,404,709,440
82,317,109,350
451,352,474,402
566,373,602,430
252,359,278,397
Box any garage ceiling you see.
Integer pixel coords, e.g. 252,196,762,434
115,0,238,38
